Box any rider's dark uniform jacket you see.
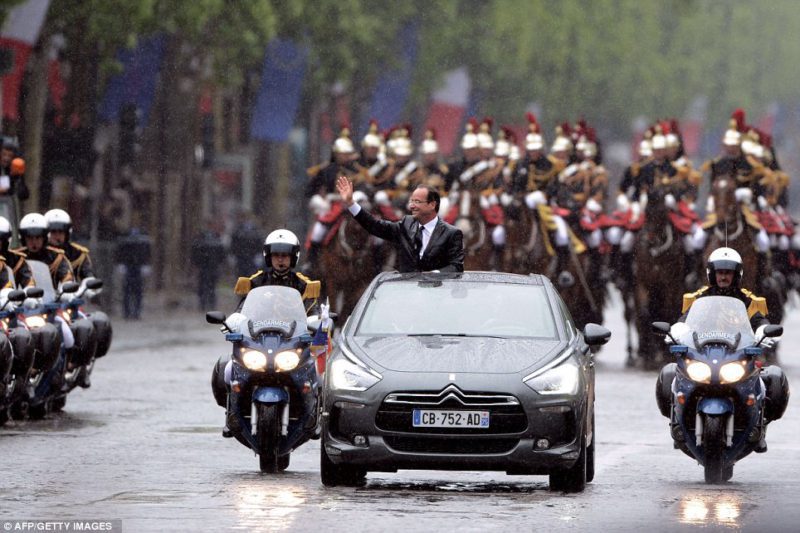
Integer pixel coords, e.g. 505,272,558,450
14,246,73,288
234,268,321,310
56,242,95,282
681,285,769,330
1,248,33,288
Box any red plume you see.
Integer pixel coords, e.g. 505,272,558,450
731,108,746,132
670,118,681,137
526,112,539,133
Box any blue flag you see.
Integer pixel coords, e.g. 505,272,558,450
98,34,166,126
363,23,418,133
250,39,308,142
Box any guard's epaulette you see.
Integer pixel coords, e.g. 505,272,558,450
10,249,26,258
296,272,321,300
234,270,263,296
630,162,640,176
682,286,709,314
70,242,90,253
439,164,449,175
741,288,768,318
47,246,65,254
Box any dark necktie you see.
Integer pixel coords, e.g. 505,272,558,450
414,224,424,256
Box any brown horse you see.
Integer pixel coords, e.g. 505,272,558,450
503,199,552,275
453,188,498,271
633,185,686,368
705,177,785,326
319,210,375,326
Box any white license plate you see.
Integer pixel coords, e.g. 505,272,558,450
412,409,490,428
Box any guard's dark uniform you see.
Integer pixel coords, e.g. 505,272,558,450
13,245,72,287
682,285,769,330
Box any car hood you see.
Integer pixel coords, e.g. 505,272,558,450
349,335,565,374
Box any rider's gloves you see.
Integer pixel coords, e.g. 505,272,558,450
755,325,779,349
667,322,690,344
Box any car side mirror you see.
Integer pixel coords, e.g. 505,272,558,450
206,311,226,325
25,287,44,299
583,323,611,346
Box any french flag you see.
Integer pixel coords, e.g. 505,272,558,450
0,0,51,121
423,67,471,157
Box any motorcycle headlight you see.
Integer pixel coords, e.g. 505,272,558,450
24,315,47,329
685,360,712,383
241,349,267,371
274,350,300,372
524,361,580,395
330,355,382,392
719,361,747,384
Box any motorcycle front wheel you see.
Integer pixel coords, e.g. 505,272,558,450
257,404,281,473
703,415,727,484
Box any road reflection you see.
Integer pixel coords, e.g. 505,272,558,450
233,478,308,531
679,492,742,527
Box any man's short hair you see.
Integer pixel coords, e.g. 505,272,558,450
415,185,440,212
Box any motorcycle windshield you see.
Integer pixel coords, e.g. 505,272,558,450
27,260,56,303
681,296,755,349
238,286,308,339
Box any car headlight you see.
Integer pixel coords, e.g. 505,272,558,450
24,315,47,329
719,361,747,384
241,349,267,371
275,350,300,372
685,360,711,383
330,356,382,392
524,361,580,395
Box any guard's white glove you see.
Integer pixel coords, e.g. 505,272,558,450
664,193,677,210
630,201,642,222
319,301,333,332
757,196,769,210
667,322,690,344
226,312,248,334
734,187,752,205
755,325,779,349
586,198,602,214
616,193,630,212
141,265,153,278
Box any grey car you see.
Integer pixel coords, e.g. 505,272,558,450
320,271,611,492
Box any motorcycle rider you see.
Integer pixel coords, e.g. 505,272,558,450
45,208,113,369
233,229,320,309
15,213,73,288
0,216,33,289
680,247,768,331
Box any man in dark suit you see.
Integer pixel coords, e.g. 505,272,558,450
336,175,464,273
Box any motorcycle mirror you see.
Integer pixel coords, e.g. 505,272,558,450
206,311,227,325
86,278,104,290
7,289,26,303
651,321,671,335
583,323,611,346
762,325,783,338
61,282,80,294
25,287,44,299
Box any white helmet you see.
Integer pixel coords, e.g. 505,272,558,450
707,247,743,287
263,229,300,268
0,216,12,243
45,208,73,236
19,213,48,240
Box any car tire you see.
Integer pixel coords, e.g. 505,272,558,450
549,433,587,493
320,434,366,487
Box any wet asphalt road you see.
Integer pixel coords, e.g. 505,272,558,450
1,290,799,532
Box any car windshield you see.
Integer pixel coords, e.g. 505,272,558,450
239,286,307,339
680,296,755,349
356,280,557,338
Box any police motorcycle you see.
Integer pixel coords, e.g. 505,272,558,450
0,288,29,425
59,277,105,392
652,296,788,483
207,285,323,473
21,260,83,418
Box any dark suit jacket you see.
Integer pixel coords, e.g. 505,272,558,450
352,208,464,272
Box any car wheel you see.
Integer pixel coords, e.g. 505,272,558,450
549,433,587,493
320,434,366,487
